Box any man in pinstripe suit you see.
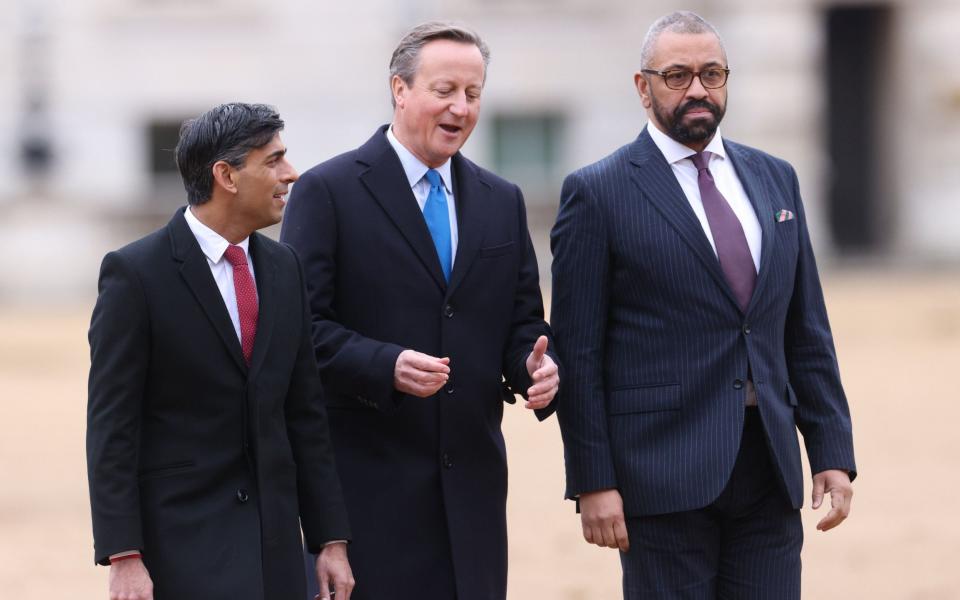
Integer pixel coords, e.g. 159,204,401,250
550,11,856,599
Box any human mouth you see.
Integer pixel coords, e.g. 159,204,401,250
273,191,288,204
438,123,462,135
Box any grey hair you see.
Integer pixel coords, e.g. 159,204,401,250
640,11,726,69
388,21,491,107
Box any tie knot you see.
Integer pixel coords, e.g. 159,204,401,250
425,168,443,189
691,151,711,171
224,245,248,267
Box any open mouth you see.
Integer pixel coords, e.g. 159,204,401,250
273,191,288,203
438,124,462,134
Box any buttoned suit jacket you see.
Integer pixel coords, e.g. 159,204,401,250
87,209,350,600
550,127,856,517
279,126,556,600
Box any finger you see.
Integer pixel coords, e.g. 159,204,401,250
533,335,548,358
527,375,559,397
525,389,556,409
319,569,331,600
531,362,558,381
410,370,448,385
599,522,618,548
582,522,593,545
613,519,630,552
816,507,845,531
406,352,451,373
811,476,825,509
335,578,347,600
530,335,548,364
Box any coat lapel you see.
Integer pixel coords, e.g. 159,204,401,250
725,142,776,316
357,127,447,291
168,209,247,373
445,154,489,296
628,128,742,311
248,233,276,375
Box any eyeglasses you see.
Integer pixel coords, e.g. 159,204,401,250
641,67,730,90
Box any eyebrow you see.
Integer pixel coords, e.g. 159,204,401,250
264,148,287,162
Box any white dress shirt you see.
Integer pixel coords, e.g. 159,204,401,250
647,120,762,272
183,206,256,343
386,125,459,260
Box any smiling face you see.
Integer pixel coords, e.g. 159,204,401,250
635,31,728,151
229,133,298,231
391,39,485,167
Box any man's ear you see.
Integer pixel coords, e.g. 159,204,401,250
634,72,652,109
391,75,408,109
211,161,238,195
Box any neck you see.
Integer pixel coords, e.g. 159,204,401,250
390,121,444,168
190,202,251,245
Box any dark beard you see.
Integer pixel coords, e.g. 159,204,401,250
654,97,725,145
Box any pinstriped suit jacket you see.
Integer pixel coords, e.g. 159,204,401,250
550,127,856,516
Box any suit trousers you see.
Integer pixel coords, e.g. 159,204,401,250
619,408,802,599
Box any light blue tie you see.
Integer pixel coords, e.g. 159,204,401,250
423,169,452,281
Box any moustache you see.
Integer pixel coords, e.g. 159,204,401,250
676,100,720,119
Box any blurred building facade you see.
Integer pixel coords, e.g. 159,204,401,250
1,0,958,302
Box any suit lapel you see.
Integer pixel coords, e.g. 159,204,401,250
248,233,276,375
168,209,247,373
628,128,741,310
446,154,488,296
725,142,776,316
357,128,447,291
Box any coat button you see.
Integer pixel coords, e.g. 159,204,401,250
236,488,249,503
443,304,455,318
441,452,453,469
445,384,454,395
733,379,744,390
743,324,752,335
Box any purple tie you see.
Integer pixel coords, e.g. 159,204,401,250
691,151,756,311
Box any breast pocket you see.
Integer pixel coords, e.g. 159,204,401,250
476,241,515,259
607,383,682,415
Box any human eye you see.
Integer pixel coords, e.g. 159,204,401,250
664,70,691,86
702,68,725,84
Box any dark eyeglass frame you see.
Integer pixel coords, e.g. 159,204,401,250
641,67,731,90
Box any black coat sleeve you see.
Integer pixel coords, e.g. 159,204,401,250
86,251,150,564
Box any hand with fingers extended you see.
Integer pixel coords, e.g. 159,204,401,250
315,542,355,600
394,349,450,397
812,469,853,532
524,335,559,410
579,488,630,552
109,557,153,600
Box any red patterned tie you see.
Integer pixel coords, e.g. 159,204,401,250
223,245,258,365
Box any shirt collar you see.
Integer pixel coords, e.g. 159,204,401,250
646,119,727,165
386,125,453,193
183,206,250,264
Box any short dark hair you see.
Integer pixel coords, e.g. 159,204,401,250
175,103,284,206
388,21,490,107
641,11,726,69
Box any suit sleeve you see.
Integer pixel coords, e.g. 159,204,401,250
550,172,619,498
284,247,352,550
782,166,857,480
86,251,149,565
280,168,406,412
500,184,559,421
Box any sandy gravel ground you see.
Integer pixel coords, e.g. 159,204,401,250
1,269,958,599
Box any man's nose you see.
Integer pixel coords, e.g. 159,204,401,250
448,93,468,116
685,75,709,99
282,160,299,183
